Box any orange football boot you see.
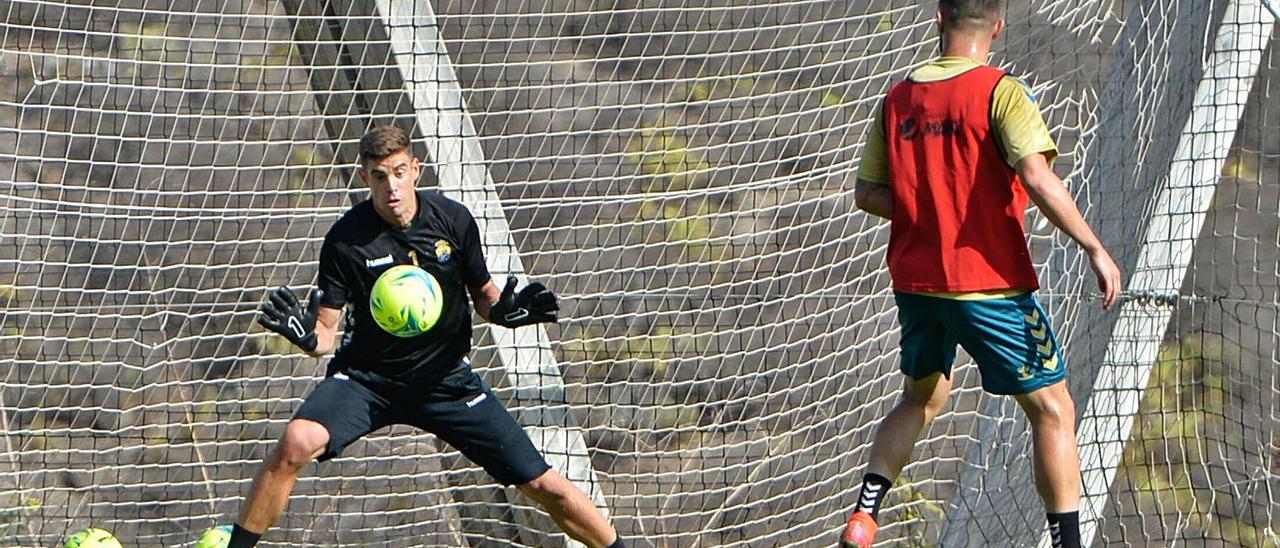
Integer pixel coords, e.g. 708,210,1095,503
840,511,879,548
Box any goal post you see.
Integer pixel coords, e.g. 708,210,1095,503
1072,2,1274,546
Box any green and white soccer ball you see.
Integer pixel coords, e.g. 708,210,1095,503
370,264,444,337
193,525,232,548
64,528,123,548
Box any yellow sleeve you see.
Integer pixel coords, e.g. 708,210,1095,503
991,76,1058,168
857,98,890,185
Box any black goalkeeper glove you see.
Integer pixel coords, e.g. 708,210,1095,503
257,286,324,352
489,276,559,328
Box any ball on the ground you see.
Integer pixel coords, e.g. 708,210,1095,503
194,525,232,548
64,528,123,548
370,264,444,337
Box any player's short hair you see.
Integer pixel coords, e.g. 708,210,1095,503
939,0,1002,30
359,125,412,164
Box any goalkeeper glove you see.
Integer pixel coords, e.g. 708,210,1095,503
257,286,324,352
489,276,559,328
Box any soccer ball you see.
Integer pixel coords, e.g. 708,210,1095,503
64,528,123,548
194,524,232,548
370,264,444,337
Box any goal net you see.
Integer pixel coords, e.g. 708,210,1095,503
0,0,1275,546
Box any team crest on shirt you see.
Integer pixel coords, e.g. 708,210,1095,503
435,239,453,263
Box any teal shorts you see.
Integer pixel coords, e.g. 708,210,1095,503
894,291,1066,395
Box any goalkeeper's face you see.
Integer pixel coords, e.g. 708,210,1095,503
360,150,421,227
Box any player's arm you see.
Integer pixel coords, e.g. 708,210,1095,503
471,276,559,328
855,98,893,220
307,305,343,357
470,280,501,322
455,200,558,328
256,231,353,356
257,287,342,356
998,76,1122,309
1016,153,1122,309
855,179,893,219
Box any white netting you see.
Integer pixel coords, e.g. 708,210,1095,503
0,0,1276,546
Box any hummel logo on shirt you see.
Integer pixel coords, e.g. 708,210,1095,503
897,117,961,140
365,254,394,268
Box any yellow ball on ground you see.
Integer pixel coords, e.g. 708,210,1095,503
194,525,233,548
64,528,123,548
370,265,444,337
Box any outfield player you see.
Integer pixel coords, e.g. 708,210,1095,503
840,1,1122,547
230,125,625,548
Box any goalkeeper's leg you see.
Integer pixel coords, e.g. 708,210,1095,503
229,419,329,548
842,372,952,548
519,469,623,548
228,375,394,548
1014,381,1082,548
406,375,624,548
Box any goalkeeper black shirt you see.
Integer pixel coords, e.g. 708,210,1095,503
315,189,492,388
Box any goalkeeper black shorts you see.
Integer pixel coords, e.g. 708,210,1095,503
293,368,551,486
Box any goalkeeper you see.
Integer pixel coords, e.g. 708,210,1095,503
229,126,625,548
840,1,1122,547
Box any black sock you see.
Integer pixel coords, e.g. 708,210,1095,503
228,524,262,548
1047,511,1081,548
606,536,626,548
855,472,893,520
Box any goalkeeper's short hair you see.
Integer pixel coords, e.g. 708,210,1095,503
359,125,413,164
